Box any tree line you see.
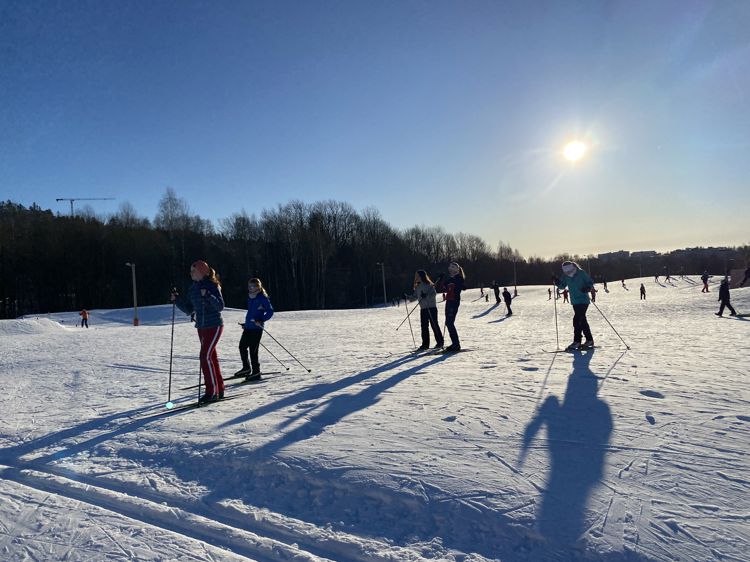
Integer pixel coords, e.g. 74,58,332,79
0,190,747,318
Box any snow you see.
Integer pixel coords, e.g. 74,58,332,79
1,276,748,561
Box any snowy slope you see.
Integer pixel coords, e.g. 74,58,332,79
1,276,748,561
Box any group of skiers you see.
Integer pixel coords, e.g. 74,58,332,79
170,258,744,403
170,260,274,404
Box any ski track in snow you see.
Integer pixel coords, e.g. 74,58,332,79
1,278,749,561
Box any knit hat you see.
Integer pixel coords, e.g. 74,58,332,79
562,262,578,277
191,260,210,277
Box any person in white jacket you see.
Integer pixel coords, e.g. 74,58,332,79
413,270,444,350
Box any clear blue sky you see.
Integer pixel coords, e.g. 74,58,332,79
2,0,748,257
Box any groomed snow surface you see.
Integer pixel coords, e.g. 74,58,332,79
1,276,748,562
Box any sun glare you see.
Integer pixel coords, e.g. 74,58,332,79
563,141,587,162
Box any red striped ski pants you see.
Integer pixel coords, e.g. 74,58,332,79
198,326,224,396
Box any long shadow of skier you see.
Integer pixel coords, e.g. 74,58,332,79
472,302,500,319
223,354,450,463
218,353,426,429
0,402,167,466
520,350,613,547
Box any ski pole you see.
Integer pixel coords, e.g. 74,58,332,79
262,327,312,372
590,301,631,350
395,302,419,330
404,295,416,347
552,281,560,351
260,341,290,371
166,299,176,409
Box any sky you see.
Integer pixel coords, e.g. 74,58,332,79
1,0,749,258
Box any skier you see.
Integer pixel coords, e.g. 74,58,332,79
562,288,569,303
502,287,513,316
640,283,646,300
440,262,465,352
701,271,710,293
413,270,444,350
590,285,597,303
740,266,750,287
654,274,659,283
492,280,500,303
79,309,89,328
621,279,627,290
716,279,737,317
236,277,274,381
548,288,552,301
603,280,608,291
171,260,225,403
553,261,595,351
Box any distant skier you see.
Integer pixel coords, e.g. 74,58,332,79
716,279,737,317
79,309,89,328
654,274,659,283
413,270,444,350
740,267,750,287
492,280,500,303
553,261,595,351
171,260,225,403
640,284,646,300
502,287,513,316
548,288,552,300
603,280,608,291
562,288,569,303
236,278,274,381
439,262,465,352
701,271,710,293
590,285,597,303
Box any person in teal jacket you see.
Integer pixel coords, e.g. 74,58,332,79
553,261,595,351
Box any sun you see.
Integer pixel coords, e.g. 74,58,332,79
563,141,587,162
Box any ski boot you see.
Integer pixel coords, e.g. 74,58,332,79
199,394,218,404
245,371,262,382
565,342,581,352
580,340,595,350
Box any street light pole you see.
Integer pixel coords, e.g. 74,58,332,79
376,262,386,305
125,262,139,326
513,258,518,297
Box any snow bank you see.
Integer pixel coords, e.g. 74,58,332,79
0,317,69,336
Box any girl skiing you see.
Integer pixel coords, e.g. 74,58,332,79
171,260,225,403
554,261,595,351
236,277,274,380
413,270,443,350
441,262,465,352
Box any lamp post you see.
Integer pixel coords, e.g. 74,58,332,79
376,262,387,305
125,262,139,326
513,258,518,297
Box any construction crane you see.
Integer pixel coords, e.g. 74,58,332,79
56,197,115,215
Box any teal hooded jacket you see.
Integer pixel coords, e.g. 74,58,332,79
557,269,593,305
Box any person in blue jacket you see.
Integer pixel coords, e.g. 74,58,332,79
553,261,595,351
236,277,274,381
171,260,225,402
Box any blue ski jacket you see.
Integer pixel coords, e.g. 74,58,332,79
556,269,593,305
243,293,274,330
175,279,224,328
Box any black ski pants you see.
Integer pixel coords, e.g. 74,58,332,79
420,307,443,347
445,302,460,347
718,301,736,316
239,329,263,373
572,304,593,343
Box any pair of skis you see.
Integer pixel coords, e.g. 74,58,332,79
178,371,281,391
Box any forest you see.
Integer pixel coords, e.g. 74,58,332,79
1,189,746,318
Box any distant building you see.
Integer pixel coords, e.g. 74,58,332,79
597,250,630,261
631,250,658,259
